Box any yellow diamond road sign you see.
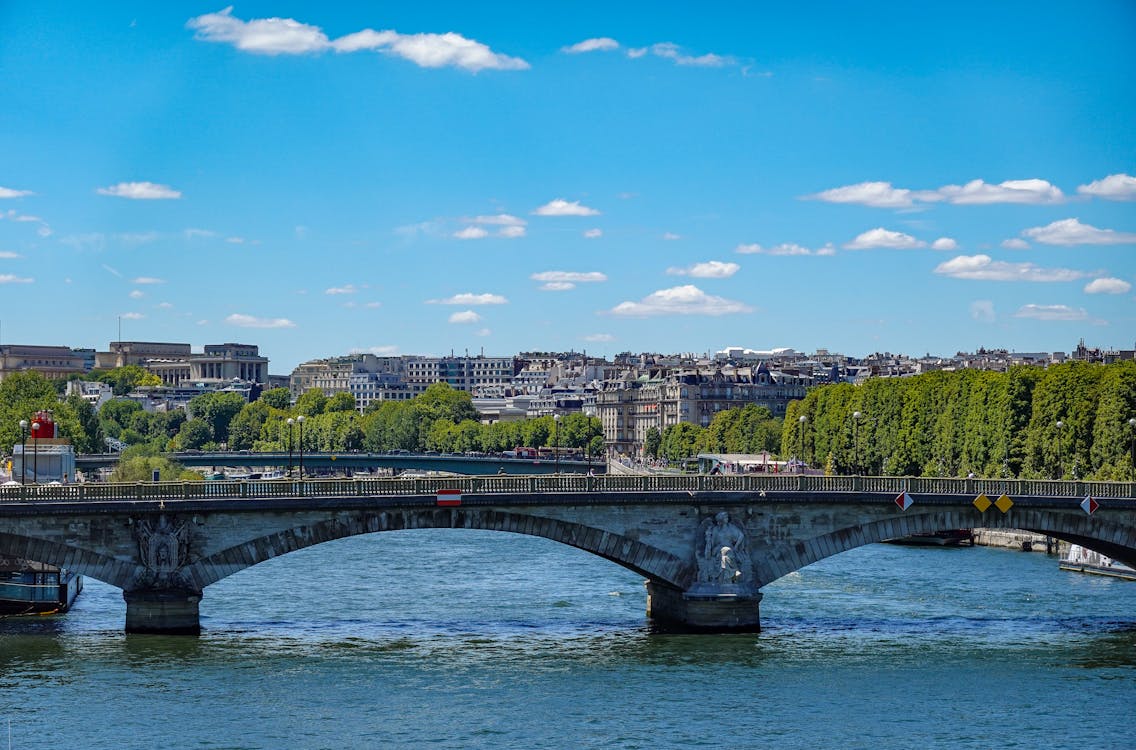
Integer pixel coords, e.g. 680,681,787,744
973,493,992,513
994,494,1014,513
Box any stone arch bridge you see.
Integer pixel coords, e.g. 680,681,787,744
2,474,1133,634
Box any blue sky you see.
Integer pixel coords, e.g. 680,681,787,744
2,2,1134,372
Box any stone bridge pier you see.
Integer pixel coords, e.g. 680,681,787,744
643,510,764,631
123,588,203,635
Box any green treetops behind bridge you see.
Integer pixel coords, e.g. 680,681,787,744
781,361,1136,480
643,404,784,463
2,374,602,460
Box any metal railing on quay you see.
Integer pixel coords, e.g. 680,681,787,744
0,474,1133,505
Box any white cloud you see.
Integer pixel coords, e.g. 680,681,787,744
540,282,575,291
448,310,482,324
187,7,329,54
0,251,23,259
364,302,382,309
808,178,1064,207
0,274,33,284
156,302,174,309
333,30,529,72
808,181,920,208
627,47,648,59
428,292,508,305
562,38,619,54
497,225,526,239
531,271,607,283
844,228,926,250
469,213,525,226
1084,277,1132,295
97,182,181,200
970,300,995,322
584,228,603,239
0,187,33,199
647,42,729,67
225,313,297,328
474,328,492,337
583,333,615,343
666,260,740,278
931,237,958,251
185,228,217,239
453,226,489,240
132,276,165,284
1022,218,1136,246
188,8,528,71
1077,173,1136,201
326,284,357,295
1001,238,1030,250
662,232,681,240
735,242,835,256
936,179,1064,205
350,345,400,356
120,312,145,320
117,232,161,245
2,207,52,237
933,254,1087,282
129,290,144,299
532,198,600,216
608,285,753,317
1013,304,1089,321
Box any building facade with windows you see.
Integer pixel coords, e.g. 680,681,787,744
596,365,810,458
0,345,90,383
94,341,268,386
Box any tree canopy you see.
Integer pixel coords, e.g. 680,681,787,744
780,361,1136,479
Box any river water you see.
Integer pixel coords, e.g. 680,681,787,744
2,531,1134,749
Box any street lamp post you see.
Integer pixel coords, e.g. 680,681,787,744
851,411,862,475
31,421,40,484
553,413,561,474
798,415,807,472
18,419,27,485
286,417,294,476
297,415,306,481
1055,420,1064,479
1128,417,1136,479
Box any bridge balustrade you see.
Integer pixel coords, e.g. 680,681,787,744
1,474,1134,504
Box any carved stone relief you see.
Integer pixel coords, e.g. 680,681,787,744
132,514,193,589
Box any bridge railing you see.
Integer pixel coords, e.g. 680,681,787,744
0,474,1134,504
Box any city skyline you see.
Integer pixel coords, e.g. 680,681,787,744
2,2,1134,371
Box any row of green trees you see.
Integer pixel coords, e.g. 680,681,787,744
779,361,1136,480
2,372,602,461
643,404,784,462
218,383,603,458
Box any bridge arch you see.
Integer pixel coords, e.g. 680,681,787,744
753,509,1136,588
0,530,138,591
186,508,693,593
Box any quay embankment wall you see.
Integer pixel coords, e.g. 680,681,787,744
973,528,1065,555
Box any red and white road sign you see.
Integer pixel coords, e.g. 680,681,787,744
895,491,913,511
436,488,462,506
1080,495,1098,515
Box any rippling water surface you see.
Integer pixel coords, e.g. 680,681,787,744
2,531,1134,749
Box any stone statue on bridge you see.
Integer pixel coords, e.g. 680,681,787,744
698,512,751,586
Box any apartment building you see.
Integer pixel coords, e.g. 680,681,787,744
596,364,809,458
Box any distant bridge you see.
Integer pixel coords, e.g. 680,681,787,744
75,451,600,475
2,474,1133,635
